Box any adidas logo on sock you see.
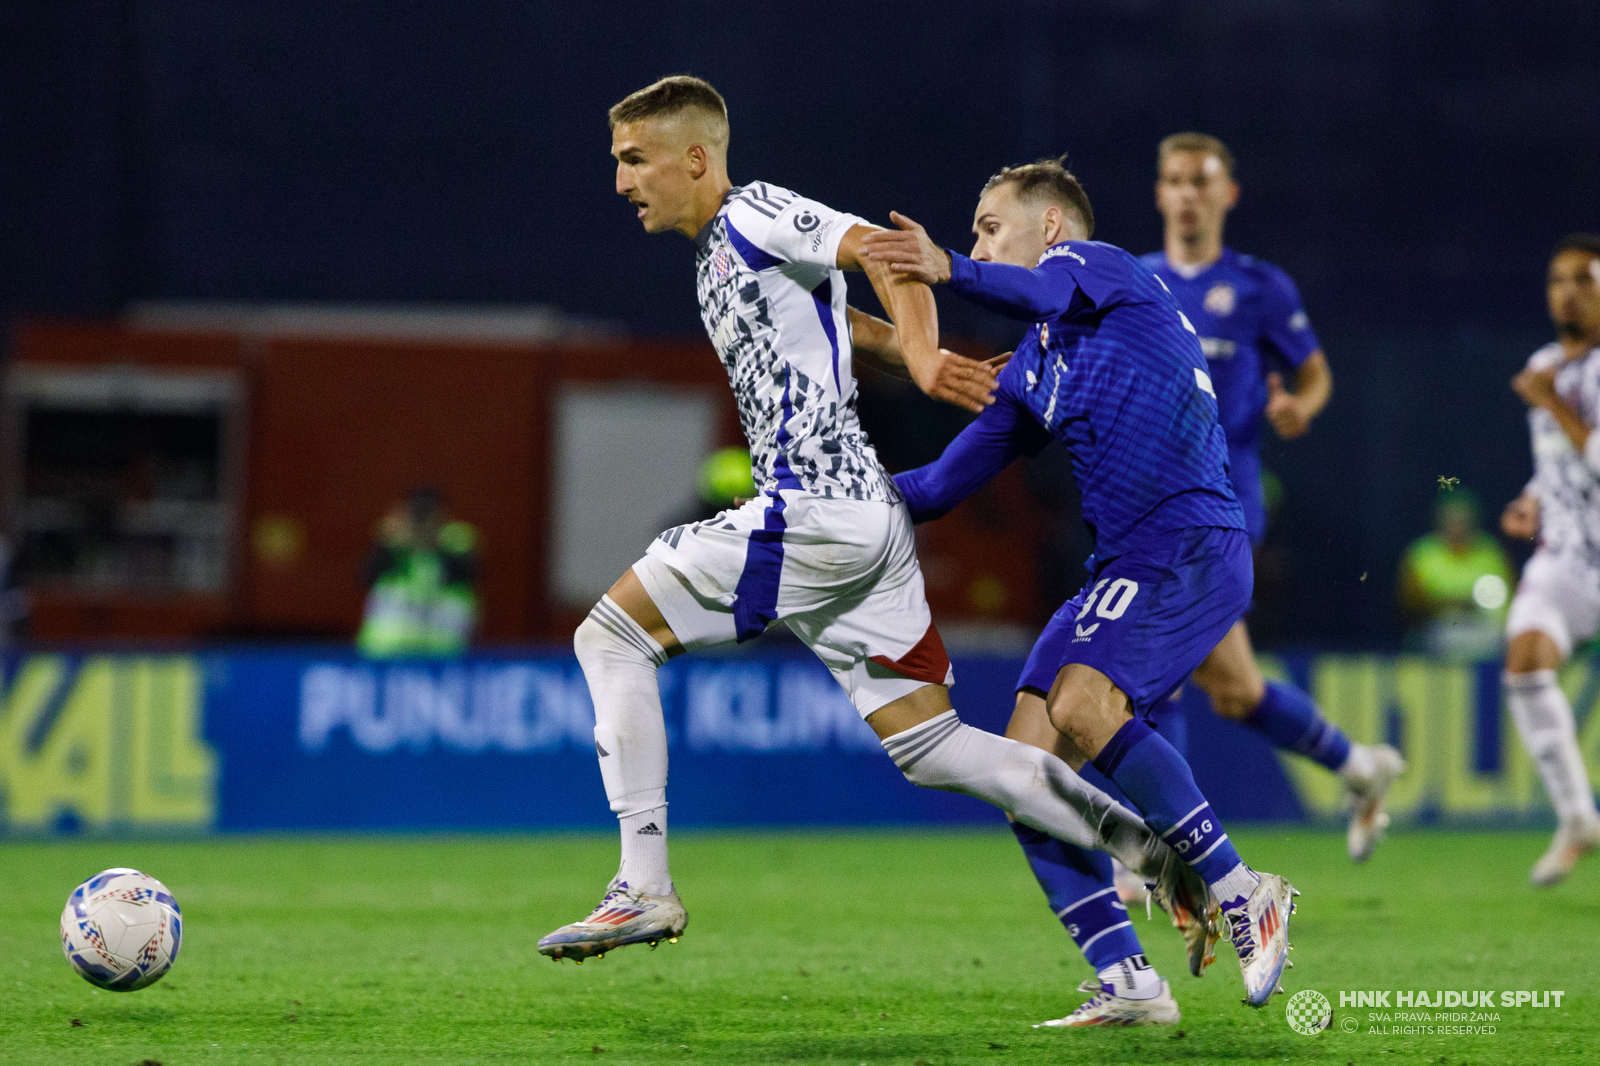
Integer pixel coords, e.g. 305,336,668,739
636,822,663,836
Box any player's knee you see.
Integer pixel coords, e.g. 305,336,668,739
881,711,976,792
1506,630,1564,674
1196,674,1264,720
574,599,664,675
1208,687,1261,720
573,612,609,670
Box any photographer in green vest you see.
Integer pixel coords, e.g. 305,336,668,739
357,487,479,659
1398,488,1512,660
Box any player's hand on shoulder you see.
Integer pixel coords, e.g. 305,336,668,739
1501,494,1540,540
860,212,952,285
910,347,1000,414
1512,366,1559,409
1265,372,1311,439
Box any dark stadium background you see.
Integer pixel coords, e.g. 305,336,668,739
3,1,1598,647
8,15,1600,1061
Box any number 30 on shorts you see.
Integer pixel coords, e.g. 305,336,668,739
1075,578,1140,622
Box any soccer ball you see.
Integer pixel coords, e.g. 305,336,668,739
60,868,182,991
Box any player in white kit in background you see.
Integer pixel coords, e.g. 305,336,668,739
538,76,1214,962
1501,232,1600,885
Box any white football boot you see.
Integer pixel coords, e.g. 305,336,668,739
1145,846,1221,977
538,878,687,962
1530,813,1600,887
1346,744,1406,863
1112,858,1150,906
1035,979,1181,1028
1223,872,1297,1007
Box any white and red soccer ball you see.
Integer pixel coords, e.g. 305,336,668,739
60,868,182,991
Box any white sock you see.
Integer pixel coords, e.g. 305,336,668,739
575,596,674,896
1210,862,1261,912
1337,743,1377,785
1098,953,1162,1000
880,711,1162,873
1507,670,1599,824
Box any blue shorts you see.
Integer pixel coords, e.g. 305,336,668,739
1017,526,1253,715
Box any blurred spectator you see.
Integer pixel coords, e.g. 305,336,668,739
357,487,478,659
1397,489,1512,660
666,447,757,528
699,447,757,511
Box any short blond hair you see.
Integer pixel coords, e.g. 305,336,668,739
1157,132,1236,179
981,156,1095,238
608,75,729,149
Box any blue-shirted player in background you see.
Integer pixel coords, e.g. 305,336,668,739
1140,133,1404,867
862,158,1297,1024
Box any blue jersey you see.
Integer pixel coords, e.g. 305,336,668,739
895,239,1244,566
1139,248,1321,542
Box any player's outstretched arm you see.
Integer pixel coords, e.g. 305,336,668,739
1265,352,1332,439
861,212,1080,321
846,307,911,381
848,307,1012,385
894,396,1050,523
838,225,998,412
1513,365,1593,457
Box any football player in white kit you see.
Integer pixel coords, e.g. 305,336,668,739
538,76,1216,962
1502,232,1600,885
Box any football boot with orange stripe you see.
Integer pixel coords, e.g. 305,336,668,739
1224,871,1297,1007
538,878,687,962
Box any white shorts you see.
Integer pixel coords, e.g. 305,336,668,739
1506,549,1600,658
633,490,953,717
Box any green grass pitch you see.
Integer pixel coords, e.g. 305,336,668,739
1,828,1595,1065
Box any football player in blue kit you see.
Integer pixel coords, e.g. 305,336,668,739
1140,133,1403,865
861,158,1297,1023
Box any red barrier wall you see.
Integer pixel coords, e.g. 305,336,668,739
8,321,1040,642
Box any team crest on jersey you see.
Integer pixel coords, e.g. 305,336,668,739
1204,282,1236,316
712,248,733,281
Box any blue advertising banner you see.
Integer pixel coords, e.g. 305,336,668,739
211,648,1073,831
1,646,1590,833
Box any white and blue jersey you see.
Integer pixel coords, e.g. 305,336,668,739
693,182,899,503
1139,248,1321,543
632,182,953,717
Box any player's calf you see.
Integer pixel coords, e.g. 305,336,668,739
1084,715,1295,1002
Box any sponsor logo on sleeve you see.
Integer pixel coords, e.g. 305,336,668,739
1038,244,1087,266
793,211,821,233
1290,310,1310,331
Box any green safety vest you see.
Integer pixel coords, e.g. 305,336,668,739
357,522,478,659
1402,533,1511,617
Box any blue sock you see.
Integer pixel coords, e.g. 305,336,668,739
1092,717,1247,893
1009,821,1142,971
1148,695,1189,759
1245,680,1352,772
